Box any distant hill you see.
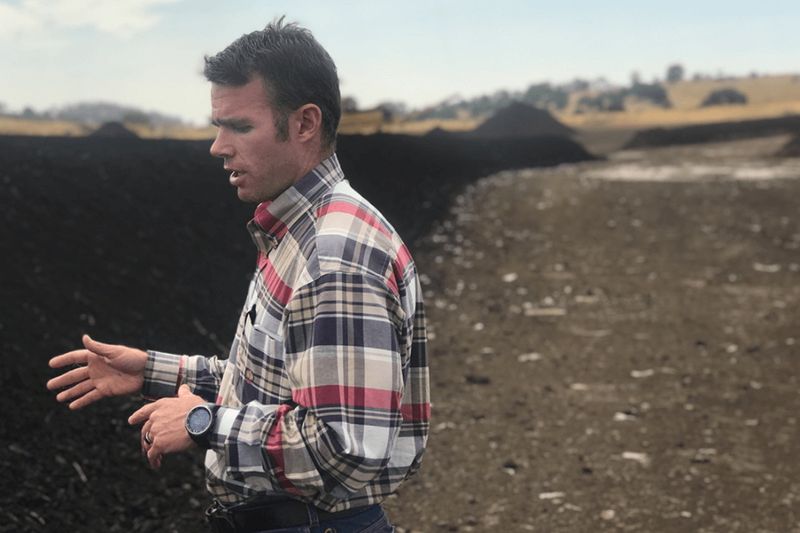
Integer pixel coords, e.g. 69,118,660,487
53,102,185,127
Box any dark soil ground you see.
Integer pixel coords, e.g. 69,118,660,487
624,115,800,149
4,131,800,532
385,135,800,532
777,135,800,158
0,132,590,532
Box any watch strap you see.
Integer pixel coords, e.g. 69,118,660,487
186,403,219,449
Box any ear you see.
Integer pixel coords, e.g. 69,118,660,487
293,104,323,144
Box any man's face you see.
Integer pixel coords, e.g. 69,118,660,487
209,77,301,203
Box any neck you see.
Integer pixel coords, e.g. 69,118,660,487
294,146,331,182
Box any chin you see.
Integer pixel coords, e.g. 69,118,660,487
236,188,258,203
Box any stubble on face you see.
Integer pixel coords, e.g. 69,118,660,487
209,78,302,204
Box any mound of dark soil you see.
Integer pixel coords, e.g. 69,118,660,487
469,102,574,138
89,121,139,138
337,133,593,240
1,131,593,532
775,135,800,157
624,115,800,149
423,126,451,138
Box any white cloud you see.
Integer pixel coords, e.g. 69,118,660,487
0,2,42,35
0,0,179,39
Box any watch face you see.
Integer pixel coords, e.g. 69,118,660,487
188,406,212,434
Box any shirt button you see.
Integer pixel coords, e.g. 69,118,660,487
245,369,254,381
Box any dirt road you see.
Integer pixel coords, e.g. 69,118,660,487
386,136,800,532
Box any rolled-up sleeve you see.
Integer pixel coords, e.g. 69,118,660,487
142,350,227,402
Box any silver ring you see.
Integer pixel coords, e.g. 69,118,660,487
144,432,153,445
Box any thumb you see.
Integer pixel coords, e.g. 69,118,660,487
82,334,116,358
178,384,193,397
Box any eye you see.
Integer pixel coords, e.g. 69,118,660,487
232,124,253,133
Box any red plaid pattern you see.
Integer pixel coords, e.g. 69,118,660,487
142,154,430,511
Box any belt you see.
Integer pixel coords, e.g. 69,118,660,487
205,498,374,532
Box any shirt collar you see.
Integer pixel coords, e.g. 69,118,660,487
247,153,344,254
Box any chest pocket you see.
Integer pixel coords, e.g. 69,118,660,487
236,319,291,405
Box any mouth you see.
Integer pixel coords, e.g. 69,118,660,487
227,168,245,185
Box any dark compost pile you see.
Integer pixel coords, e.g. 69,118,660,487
1,131,592,532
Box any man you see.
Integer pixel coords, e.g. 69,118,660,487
46,18,430,532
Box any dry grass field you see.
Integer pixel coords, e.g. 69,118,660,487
355,117,481,135
3,74,799,139
0,116,87,137
123,123,217,140
560,74,800,131
0,116,217,140
366,75,800,135
667,74,800,108
559,100,800,131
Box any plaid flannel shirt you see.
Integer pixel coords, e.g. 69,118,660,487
142,154,430,511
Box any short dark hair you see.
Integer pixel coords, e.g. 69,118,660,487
204,17,341,149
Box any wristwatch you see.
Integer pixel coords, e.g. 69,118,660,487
185,403,219,449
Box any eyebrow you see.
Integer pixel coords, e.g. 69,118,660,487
211,117,251,128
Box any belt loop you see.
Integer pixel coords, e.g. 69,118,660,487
306,502,320,526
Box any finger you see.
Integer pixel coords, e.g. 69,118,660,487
142,420,153,441
82,334,118,358
177,384,192,397
128,402,160,425
141,420,154,455
147,445,162,470
56,379,94,403
47,365,89,391
48,349,89,369
68,388,103,410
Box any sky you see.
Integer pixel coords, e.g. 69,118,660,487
1,0,799,125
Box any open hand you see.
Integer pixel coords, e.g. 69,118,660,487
47,334,148,409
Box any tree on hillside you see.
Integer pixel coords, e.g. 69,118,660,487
573,81,671,114
575,92,625,113
122,110,151,126
466,95,495,117
564,78,590,92
666,64,685,83
522,83,568,110
700,88,748,107
413,76,604,120
629,83,672,108
54,102,184,127
375,101,407,118
341,96,358,113
21,107,40,120
492,89,513,109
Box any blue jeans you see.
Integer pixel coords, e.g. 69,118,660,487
255,504,394,533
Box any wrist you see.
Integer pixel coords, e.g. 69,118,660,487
185,403,219,449
142,350,184,399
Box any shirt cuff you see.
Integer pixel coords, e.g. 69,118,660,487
142,350,184,399
206,404,280,455
207,406,239,452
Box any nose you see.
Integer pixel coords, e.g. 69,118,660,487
209,130,232,159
